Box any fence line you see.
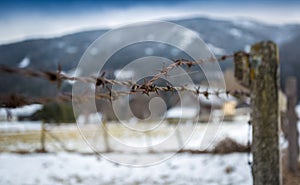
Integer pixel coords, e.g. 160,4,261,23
0,121,251,155
1,40,291,185
0,53,249,108
0,54,234,88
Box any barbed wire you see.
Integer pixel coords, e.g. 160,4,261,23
146,54,234,86
0,88,249,108
0,51,253,171
0,54,234,87
0,53,249,108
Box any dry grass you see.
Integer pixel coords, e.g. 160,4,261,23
212,137,249,154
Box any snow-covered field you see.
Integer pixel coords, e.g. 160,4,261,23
0,121,42,132
0,116,251,153
0,152,252,185
6,112,300,185
0,117,255,185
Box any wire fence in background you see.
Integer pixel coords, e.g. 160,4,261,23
0,53,249,108
1,40,289,185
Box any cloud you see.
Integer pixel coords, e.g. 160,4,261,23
0,2,299,44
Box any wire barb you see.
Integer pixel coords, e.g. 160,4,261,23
0,53,250,108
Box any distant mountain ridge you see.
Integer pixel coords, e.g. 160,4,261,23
0,17,300,97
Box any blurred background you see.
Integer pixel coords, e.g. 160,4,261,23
0,0,300,185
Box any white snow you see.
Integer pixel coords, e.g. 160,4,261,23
114,69,134,80
233,19,257,29
11,104,43,116
18,57,30,68
165,107,198,119
65,46,78,54
295,104,300,117
198,87,237,106
170,48,180,56
144,47,154,55
0,121,41,132
178,30,199,50
0,152,252,185
0,104,43,118
244,45,251,53
0,117,254,184
57,41,66,49
229,28,242,38
62,68,83,84
77,112,103,125
0,119,251,152
207,43,226,55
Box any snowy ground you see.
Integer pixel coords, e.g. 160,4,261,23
0,121,42,132
0,117,254,185
4,113,298,184
0,152,252,185
0,116,251,153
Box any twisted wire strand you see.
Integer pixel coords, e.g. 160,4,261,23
0,53,249,108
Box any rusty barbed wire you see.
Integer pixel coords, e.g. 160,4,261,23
0,53,249,108
0,87,249,108
0,54,234,88
146,54,234,86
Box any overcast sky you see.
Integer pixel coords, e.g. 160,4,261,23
0,0,300,44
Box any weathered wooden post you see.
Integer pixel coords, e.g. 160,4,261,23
251,41,281,185
234,51,250,88
40,121,46,152
102,117,111,152
234,41,281,185
285,77,299,173
175,126,183,148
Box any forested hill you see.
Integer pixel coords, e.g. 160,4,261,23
0,17,300,98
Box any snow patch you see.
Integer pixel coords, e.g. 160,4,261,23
18,57,30,68
0,118,252,152
295,104,300,117
165,107,198,119
77,112,102,124
0,152,252,185
114,69,134,80
171,48,180,56
0,121,41,132
244,45,251,53
57,41,66,48
66,46,78,54
233,19,257,29
0,104,43,117
144,47,154,55
207,43,226,55
198,89,237,107
229,28,242,38
178,30,199,50
64,68,82,84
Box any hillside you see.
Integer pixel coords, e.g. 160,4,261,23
0,17,300,97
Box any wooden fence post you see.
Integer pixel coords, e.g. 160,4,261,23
285,77,299,173
102,118,111,152
250,41,281,185
234,51,250,88
175,126,183,148
40,121,46,152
